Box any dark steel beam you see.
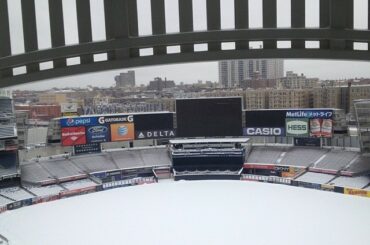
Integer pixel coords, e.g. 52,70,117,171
21,0,39,73
330,0,353,50
104,0,130,60
128,0,139,57
2,28,370,69
151,0,166,55
263,0,277,49
2,48,370,88
234,0,249,50
291,0,305,49
0,0,12,78
49,0,66,67
206,0,221,51
76,0,93,64
320,0,330,49
179,0,194,52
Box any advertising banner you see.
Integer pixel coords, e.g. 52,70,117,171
74,143,101,155
60,117,98,127
286,118,309,137
321,184,335,192
310,119,333,138
243,127,285,136
344,188,370,197
61,126,86,146
110,123,135,141
294,137,321,147
135,129,176,139
86,125,110,143
286,110,333,119
98,115,134,125
61,103,78,113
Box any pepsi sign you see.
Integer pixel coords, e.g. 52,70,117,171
60,117,98,127
243,127,285,136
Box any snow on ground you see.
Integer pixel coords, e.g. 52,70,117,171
61,178,97,190
296,171,335,184
0,181,369,245
0,187,34,201
24,184,64,197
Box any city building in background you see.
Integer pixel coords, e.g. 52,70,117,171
15,104,61,121
277,71,319,89
115,70,135,88
147,77,176,91
218,59,284,88
38,92,67,105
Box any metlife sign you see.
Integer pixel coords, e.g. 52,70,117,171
135,130,176,139
286,110,333,119
286,118,309,137
243,127,285,136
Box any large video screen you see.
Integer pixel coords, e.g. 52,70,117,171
134,113,173,131
176,97,242,137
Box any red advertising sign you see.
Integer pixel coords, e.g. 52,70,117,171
61,127,86,146
310,119,332,138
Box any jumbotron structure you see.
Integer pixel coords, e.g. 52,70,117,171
1,0,370,87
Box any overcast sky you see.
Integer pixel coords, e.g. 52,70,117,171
5,0,370,90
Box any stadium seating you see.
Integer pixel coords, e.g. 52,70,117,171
246,146,288,164
313,151,358,171
279,147,328,167
70,154,117,173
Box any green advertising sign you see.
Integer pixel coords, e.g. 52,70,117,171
286,118,309,137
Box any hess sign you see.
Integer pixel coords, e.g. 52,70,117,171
286,118,309,137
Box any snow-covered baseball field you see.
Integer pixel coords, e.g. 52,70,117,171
0,180,369,245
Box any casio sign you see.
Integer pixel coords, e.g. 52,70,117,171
244,128,283,136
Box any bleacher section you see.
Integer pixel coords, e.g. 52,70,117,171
61,179,97,190
0,187,34,201
343,155,370,175
279,147,328,167
0,167,18,179
312,150,358,171
21,163,55,184
110,148,171,169
246,146,287,164
38,158,86,181
70,154,117,173
24,185,64,197
0,195,12,206
20,147,171,185
296,172,336,184
329,176,370,189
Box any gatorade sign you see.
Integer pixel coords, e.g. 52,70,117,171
286,118,309,137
